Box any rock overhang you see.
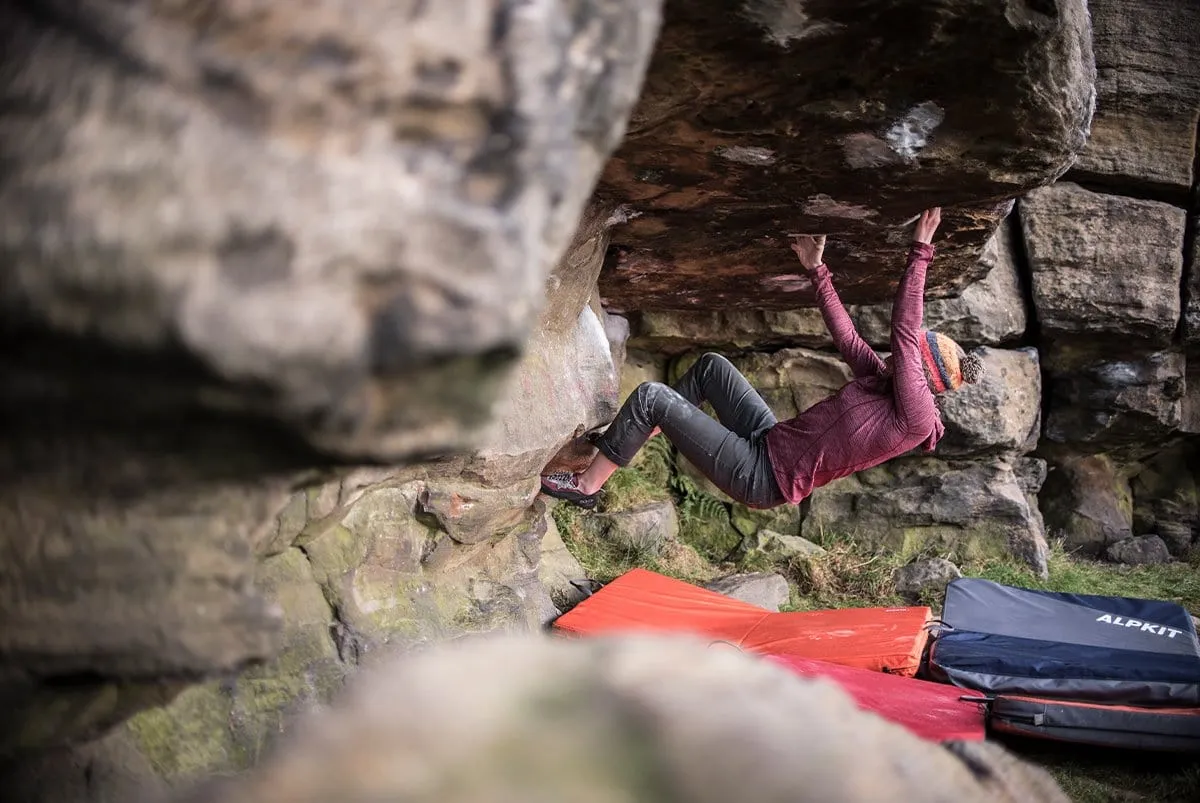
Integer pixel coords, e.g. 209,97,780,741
596,0,1096,312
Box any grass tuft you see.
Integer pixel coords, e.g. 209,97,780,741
1020,739,1200,803
783,543,904,610
597,467,672,514
552,498,716,585
973,541,1200,614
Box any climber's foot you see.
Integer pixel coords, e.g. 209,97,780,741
540,471,599,509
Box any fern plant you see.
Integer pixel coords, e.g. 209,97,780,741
673,474,728,522
640,431,674,465
631,433,675,487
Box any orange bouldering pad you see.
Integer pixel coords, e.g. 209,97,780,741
553,569,932,676
552,568,766,643
742,605,932,676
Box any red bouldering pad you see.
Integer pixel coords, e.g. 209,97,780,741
552,569,932,676
766,654,987,743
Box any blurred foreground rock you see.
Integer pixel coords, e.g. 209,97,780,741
0,0,661,462
183,635,1068,803
0,0,663,756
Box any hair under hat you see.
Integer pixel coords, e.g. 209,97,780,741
919,331,985,393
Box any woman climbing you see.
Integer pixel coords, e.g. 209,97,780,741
540,207,984,510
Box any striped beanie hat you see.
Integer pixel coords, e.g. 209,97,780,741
920,331,985,393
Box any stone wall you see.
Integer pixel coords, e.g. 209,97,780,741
1029,0,1200,564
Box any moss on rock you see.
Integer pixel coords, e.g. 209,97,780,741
117,465,563,782
126,683,238,781
124,546,348,781
897,525,1012,564
730,502,801,539
301,523,368,584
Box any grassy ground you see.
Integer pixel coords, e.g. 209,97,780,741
551,451,1200,803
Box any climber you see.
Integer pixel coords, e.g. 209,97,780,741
540,207,984,510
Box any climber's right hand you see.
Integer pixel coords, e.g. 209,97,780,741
789,234,827,271
913,208,941,245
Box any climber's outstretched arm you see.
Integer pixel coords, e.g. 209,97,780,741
890,208,940,427
791,235,886,378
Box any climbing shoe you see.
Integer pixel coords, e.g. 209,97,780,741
540,471,599,510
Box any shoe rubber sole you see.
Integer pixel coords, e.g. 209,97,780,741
540,484,599,510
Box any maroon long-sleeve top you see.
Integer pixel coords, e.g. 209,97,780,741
764,242,944,504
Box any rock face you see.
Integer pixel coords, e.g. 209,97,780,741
1019,180,1191,459
1188,217,1200,348
1130,443,1200,556
619,349,668,402
1039,456,1133,557
311,482,555,658
0,0,663,464
841,220,1030,350
0,0,666,761
1020,183,1185,346
1016,0,1200,571
81,173,651,777
1067,0,1200,195
1106,535,1172,566
597,0,1095,312
704,573,791,612
0,432,298,756
91,173,650,779
1041,348,1185,455
626,219,1028,354
803,457,1050,577
892,559,962,603
935,347,1041,458
191,635,1069,803
537,516,589,609
468,202,625,487
102,480,568,787
1184,361,1200,436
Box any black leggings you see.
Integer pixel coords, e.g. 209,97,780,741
593,353,787,509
